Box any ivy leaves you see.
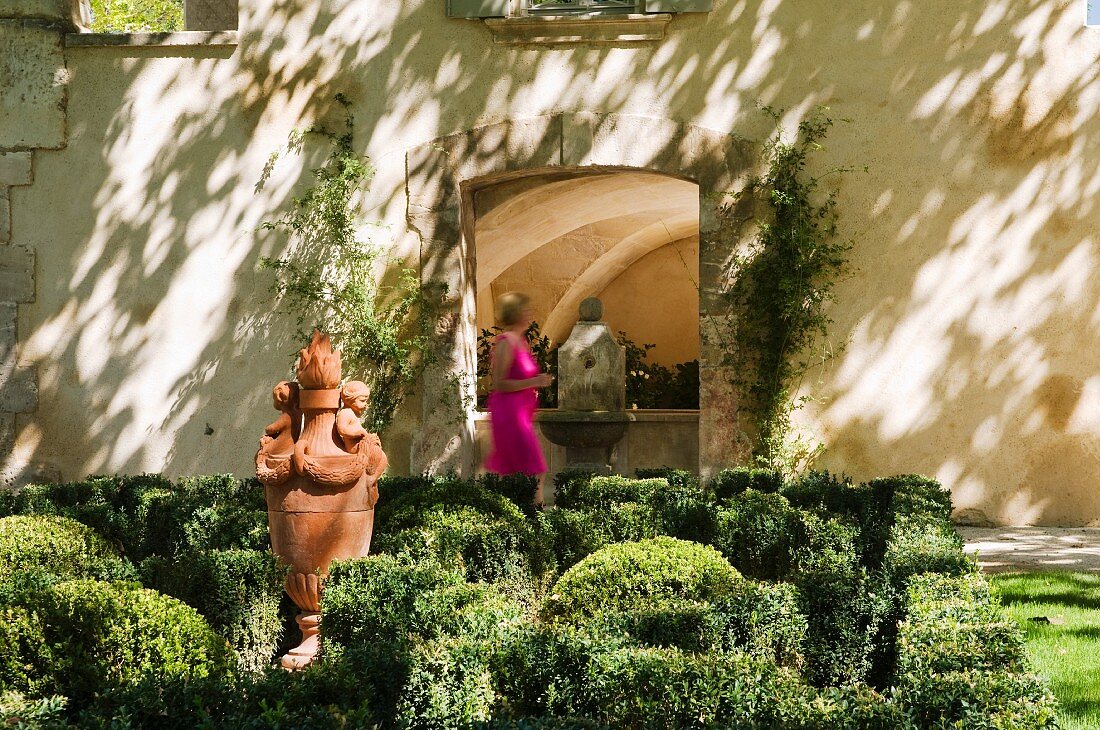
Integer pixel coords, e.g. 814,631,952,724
719,106,856,475
258,95,436,433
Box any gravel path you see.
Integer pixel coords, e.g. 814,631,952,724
958,527,1100,574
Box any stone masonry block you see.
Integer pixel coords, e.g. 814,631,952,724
0,412,14,458
407,139,460,215
680,125,754,192
464,116,561,178
562,112,684,172
2,0,84,28
407,117,562,215
0,301,15,362
0,188,9,244
0,246,34,302
0,366,37,413
0,153,32,187
0,21,66,150
184,0,238,31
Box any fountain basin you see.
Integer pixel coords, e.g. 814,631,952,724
538,410,629,449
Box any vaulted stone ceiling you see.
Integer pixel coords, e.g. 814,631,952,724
473,170,699,350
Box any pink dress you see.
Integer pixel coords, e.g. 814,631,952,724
485,333,548,476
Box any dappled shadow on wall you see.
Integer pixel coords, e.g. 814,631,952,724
10,0,1100,529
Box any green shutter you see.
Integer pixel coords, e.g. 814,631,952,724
643,0,712,11
447,0,509,17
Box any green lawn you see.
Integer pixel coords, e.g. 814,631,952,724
992,572,1100,730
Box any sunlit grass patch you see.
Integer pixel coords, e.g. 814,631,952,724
992,572,1100,730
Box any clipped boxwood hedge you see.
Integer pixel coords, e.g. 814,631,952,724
709,467,784,501
496,624,806,728
896,573,1029,678
587,579,806,668
1,579,232,704
139,548,286,673
543,537,740,622
0,469,1060,728
373,479,553,587
2,474,268,561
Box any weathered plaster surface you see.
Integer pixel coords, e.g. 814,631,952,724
5,0,1100,524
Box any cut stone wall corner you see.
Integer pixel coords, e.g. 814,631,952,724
0,2,67,489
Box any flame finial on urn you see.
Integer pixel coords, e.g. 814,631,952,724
297,330,343,389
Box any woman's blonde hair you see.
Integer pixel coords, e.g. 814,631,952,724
496,292,530,327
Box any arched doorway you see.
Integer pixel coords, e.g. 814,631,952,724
469,168,701,474
405,113,752,477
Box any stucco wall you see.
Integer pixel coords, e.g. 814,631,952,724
5,0,1100,524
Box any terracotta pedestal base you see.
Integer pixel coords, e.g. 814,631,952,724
281,611,321,670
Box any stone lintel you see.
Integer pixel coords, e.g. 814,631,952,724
484,13,670,45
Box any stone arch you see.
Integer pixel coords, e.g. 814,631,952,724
474,173,695,291
405,112,753,476
542,212,699,344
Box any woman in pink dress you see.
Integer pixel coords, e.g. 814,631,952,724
484,292,553,504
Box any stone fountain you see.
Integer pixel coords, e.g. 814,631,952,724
538,297,628,474
255,331,388,669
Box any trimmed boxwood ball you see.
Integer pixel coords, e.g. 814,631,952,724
0,515,133,582
1,579,233,704
543,537,741,621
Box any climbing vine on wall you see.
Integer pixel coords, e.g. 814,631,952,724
716,106,857,475
257,94,438,434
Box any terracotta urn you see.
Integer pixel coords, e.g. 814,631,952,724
255,331,387,669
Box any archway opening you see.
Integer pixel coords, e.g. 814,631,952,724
467,168,701,473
